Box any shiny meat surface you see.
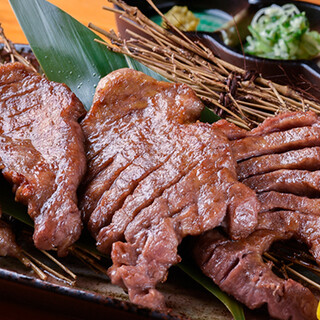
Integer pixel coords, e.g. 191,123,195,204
212,111,318,141
79,68,259,309
259,191,320,216
259,210,320,263
246,111,318,136
232,126,320,161
196,111,320,319
194,227,318,320
243,169,320,196
0,220,20,258
0,63,86,256
195,112,320,320
237,147,320,179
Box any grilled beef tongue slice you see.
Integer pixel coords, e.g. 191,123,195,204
213,111,318,141
79,68,259,310
203,111,320,319
0,63,86,256
243,169,320,196
194,224,318,320
237,147,320,180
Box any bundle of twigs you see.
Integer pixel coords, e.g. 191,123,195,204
0,24,37,72
89,0,320,129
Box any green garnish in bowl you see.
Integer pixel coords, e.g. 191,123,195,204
245,3,320,60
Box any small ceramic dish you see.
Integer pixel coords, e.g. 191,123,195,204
116,0,320,99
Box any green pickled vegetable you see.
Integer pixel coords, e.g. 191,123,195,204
245,3,320,60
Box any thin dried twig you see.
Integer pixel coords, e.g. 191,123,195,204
20,252,47,281
41,249,77,280
71,247,109,277
0,24,37,72
271,252,320,275
74,245,101,261
264,252,320,291
23,250,75,286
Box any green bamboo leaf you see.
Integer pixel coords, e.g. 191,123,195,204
179,261,245,320
200,105,221,123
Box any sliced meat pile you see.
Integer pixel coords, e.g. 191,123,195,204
79,68,260,310
194,224,318,320
0,62,86,256
195,111,320,320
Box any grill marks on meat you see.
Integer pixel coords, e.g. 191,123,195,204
243,169,320,196
194,111,320,320
0,63,86,256
225,111,320,205
232,125,320,162
79,68,259,309
194,227,318,320
194,210,320,320
259,191,320,217
238,147,320,179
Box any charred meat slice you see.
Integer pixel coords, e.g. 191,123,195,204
194,227,318,320
79,68,259,309
0,63,86,256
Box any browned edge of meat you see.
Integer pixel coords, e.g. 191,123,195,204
214,111,318,141
243,169,320,196
237,147,320,180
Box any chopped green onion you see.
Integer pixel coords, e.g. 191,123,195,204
244,3,320,60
